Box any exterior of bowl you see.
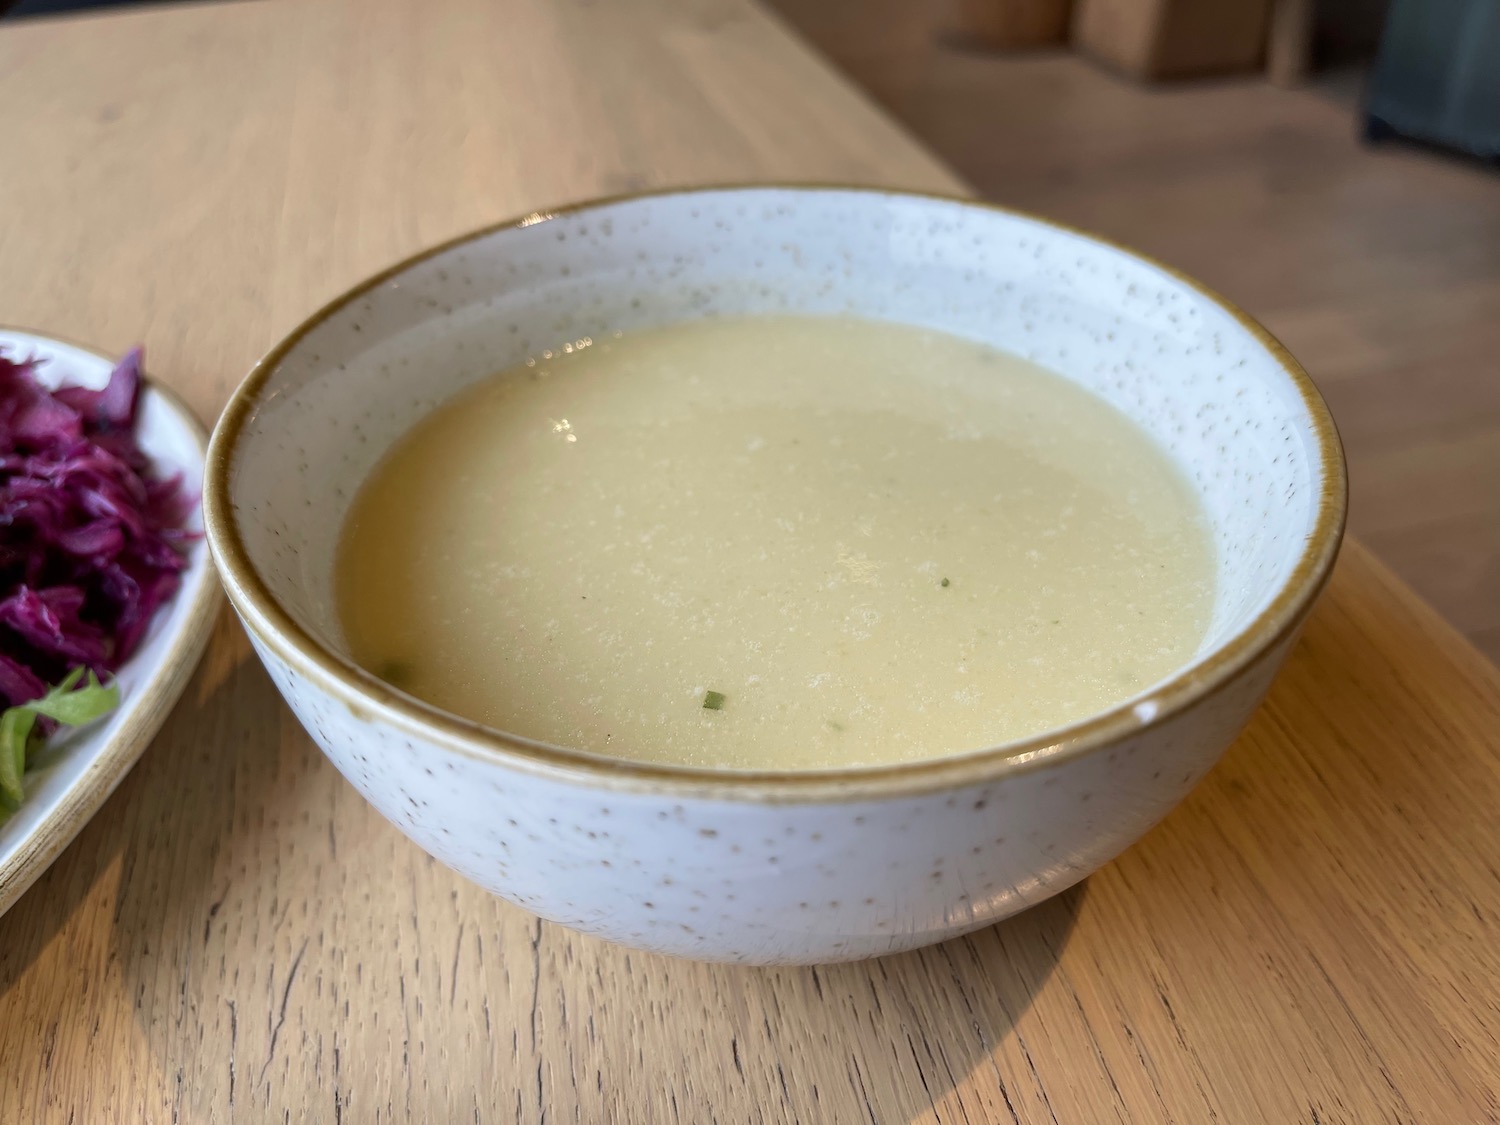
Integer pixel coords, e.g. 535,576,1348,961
206,185,1345,965
239,618,1301,963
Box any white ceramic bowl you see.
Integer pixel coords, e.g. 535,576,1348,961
205,186,1345,964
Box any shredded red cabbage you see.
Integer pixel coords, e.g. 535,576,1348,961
0,347,193,709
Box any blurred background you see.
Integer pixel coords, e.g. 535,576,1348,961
761,0,1500,663
5,0,1498,665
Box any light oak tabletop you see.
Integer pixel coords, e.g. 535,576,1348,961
1,1,1497,1121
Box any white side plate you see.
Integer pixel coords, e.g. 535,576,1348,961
0,328,220,918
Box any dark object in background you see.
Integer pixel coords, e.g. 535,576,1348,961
2,0,173,16
1365,0,1500,161
1315,0,1392,67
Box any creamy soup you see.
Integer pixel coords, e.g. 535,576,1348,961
337,316,1214,770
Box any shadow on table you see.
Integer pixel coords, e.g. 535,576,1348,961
7,604,1084,1123
725,883,1087,1120
518,883,1085,1123
89,626,1082,1125
0,610,277,996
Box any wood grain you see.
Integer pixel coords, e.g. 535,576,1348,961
2,1,1499,1122
770,0,1500,667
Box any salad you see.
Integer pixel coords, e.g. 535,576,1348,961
0,346,192,805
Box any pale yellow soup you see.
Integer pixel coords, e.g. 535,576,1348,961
337,316,1214,770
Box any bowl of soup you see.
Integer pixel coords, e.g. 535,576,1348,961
204,186,1345,964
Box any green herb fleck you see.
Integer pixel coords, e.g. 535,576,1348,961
702,690,726,711
377,661,414,689
940,577,950,588
0,669,119,805
826,719,846,732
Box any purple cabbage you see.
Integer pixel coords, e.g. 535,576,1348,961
0,347,193,708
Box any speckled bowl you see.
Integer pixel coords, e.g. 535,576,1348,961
204,186,1345,964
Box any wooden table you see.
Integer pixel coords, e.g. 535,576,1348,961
1,1,1498,1121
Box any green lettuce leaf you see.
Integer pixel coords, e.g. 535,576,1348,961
0,669,119,805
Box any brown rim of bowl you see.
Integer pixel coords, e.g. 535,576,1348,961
204,183,1348,803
